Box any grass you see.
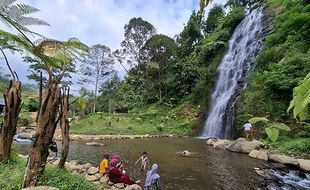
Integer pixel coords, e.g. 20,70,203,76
0,153,99,190
70,102,200,136
272,137,310,157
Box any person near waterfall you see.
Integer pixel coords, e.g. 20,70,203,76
243,122,253,140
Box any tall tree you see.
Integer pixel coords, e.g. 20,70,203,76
80,44,114,113
144,34,177,102
121,17,156,71
202,4,225,36
98,72,121,113
176,11,203,59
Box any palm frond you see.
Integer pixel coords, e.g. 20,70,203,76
0,0,16,8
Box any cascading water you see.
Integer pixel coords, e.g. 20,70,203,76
202,7,270,139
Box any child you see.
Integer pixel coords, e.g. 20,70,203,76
99,153,110,175
135,151,149,171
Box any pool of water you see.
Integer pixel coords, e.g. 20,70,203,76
14,137,270,189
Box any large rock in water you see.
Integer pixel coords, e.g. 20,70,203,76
21,187,59,190
268,154,299,166
297,159,310,172
249,150,268,161
228,138,262,153
213,139,230,150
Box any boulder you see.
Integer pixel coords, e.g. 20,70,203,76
71,135,83,141
95,173,102,180
268,154,299,166
213,139,230,150
114,183,125,188
228,138,262,153
21,187,59,190
125,184,142,190
100,175,109,184
82,163,93,170
108,181,114,185
297,159,310,172
86,142,105,146
87,166,99,175
18,132,33,139
92,181,101,186
85,175,98,182
249,150,268,161
69,160,78,165
206,139,217,145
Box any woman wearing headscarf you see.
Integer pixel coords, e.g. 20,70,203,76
107,154,121,176
144,164,161,190
108,155,141,185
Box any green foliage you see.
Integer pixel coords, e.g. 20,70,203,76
37,167,98,190
273,137,310,156
288,73,310,121
249,117,269,124
71,103,199,136
0,156,98,190
265,127,279,142
202,4,225,36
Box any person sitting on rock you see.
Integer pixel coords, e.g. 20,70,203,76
144,163,161,190
99,153,109,175
108,156,141,185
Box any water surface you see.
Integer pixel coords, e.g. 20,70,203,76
15,137,268,190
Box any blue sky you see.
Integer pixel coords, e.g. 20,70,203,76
1,0,226,93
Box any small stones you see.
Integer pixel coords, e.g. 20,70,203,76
87,167,99,175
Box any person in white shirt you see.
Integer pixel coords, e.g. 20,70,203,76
243,122,253,140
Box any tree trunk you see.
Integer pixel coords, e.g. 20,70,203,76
36,72,43,123
93,76,98,114
0,80,22,162
58,87,70,168
23,80,60,187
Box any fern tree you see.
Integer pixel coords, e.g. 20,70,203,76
288,72,310,122
0,0,48,162
23,38,88,187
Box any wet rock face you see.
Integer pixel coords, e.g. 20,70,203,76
297,159,310,172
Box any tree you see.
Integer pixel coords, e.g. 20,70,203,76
76,96,87,117
121,17,156,71
58,87,70,168
23,38,88,187
176,11,203,59
98,72,121,113
202,4,225,36
80,44,114,113
0,0,48,162
200,0,213,12
144,34,177,102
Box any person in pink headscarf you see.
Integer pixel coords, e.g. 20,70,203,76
107,154,141,185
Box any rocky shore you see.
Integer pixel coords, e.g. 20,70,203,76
18,155,142,190
206,138,310,173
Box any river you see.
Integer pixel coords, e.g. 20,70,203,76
14,137,271,190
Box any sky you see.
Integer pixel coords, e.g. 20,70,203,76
1,0,226,94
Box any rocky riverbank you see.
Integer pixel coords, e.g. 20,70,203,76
18,155,142,190
206,138,310,173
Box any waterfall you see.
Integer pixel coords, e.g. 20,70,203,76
202,7,269,139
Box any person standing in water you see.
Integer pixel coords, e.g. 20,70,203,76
135,151,149,171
